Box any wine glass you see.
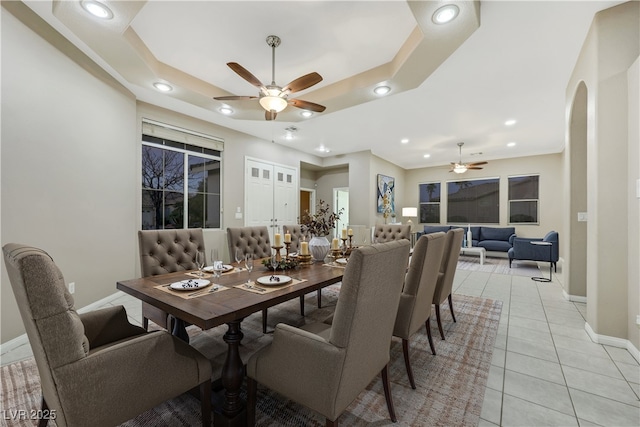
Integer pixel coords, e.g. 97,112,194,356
196,251,205,278
341,243,348,259
235,248,244,269
270,254,279,276
244,254,254,284
210,249,219,268
212,260,223,283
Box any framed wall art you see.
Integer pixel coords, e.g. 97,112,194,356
377,174,395,214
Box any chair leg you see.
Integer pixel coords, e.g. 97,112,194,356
299,295,305,316
554,262,557,273
381,364,397,423
247,377,257,426
448,294,457,323
143,317,149,331
401,339,416,389
317,289,322,308
509,258,512,268
262,309,268,334
435,304,445,340
425,317,436,355
200,380,211,427
38,397,49,427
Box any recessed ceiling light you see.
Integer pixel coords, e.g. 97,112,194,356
507,142,516,147
505,119,517,126
432,4,459,24
81,0,113,19
285,133,294,140
315,145,330,153
374,85,391,96
153,82,173,92
401,138,409,144
219,106,233,115
423,154,431,158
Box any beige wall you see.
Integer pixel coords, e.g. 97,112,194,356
565,1,639,345
405,153,564,241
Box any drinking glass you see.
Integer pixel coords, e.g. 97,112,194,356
341,243,348,259
212,260,223,282
235,248,244,268
210,249,219,267
270,254,279,275
196,251,205,278
244,254,254,284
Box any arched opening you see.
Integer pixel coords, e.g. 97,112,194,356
567,81,588,298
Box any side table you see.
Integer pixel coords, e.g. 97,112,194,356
530,241,553,282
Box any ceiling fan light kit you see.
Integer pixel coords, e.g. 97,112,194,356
449,142,488,173
214,35,326,121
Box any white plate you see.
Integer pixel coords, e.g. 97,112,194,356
256,275,292,286
170,279,210,291
203,264,234,273
336,258,348,265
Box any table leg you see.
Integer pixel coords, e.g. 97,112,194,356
170,316,190,343
214,320,246,426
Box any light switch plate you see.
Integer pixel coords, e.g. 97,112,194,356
577,212,588,222
235,212,242,219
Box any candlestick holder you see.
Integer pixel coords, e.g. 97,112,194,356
297,254,312,265
284,241,291,259
271,245,283,262
348,235,353,248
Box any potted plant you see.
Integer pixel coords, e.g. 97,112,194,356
300,200,343,262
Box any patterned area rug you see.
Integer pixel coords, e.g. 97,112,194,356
457,254,543,277
0,289,501,427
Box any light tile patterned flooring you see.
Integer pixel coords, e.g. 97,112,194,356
2,262,639,426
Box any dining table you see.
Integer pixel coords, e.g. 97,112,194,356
116,259,345,426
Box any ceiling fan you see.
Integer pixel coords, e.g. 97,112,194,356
450,142,488,173
214,35,326,121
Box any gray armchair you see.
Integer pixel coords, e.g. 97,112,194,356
373,224,411,243
508,231,559,272
393,232,446,389
138,228,206,330
2,244,212,427
246,240,411,426
433,228,464,340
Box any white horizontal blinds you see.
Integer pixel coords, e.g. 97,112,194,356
142,119,224,152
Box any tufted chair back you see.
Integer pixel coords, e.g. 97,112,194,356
373,224,411,243
138,228,205,277
282,224,311,253
226,226,271,259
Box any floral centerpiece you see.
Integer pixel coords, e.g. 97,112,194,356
300,200,343,261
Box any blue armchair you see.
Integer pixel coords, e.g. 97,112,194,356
508,231,559,272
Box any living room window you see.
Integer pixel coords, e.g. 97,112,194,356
508,175,539,224
418,182,441,223
446,178,500,224
141,121,223,230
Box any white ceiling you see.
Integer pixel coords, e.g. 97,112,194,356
25,0,622,170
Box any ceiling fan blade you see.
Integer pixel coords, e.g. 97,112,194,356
227,62,265,88
467,167,484,170
289,99,326,112
213,95,258,101
467,161,488,166
265,110,277,121
282,72,323,94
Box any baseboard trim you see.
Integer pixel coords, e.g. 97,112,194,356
562,289,587,303
1,291,125,354
585,322,640,364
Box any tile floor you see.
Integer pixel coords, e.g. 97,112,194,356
2,263,639,426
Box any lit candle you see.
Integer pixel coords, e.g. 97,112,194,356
300,241,309,255
341,228,347,239
332,238,339,250
284,233,291,243
274,233,282,247
348,228,353,236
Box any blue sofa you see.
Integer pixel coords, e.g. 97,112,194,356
508,231,559,271
418,225,516,253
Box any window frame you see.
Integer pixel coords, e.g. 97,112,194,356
446,177,500,224
508,174,540,225
141,137,222,230
418,181,441,224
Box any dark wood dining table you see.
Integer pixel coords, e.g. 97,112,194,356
116,260,344,426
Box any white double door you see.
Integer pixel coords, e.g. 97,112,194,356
245,158,298,243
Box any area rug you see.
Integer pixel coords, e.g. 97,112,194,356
0,290,502,427
457,254,543,278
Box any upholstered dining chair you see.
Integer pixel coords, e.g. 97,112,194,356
138,228,206,330
282,224,322,313
2,244,212,427
246,240,411,426
373,224,411,243
433,228,464,340
226,226,273,333
393,232,447,389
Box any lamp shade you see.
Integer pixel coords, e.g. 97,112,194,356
259,96,288,113
402,207,418,218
